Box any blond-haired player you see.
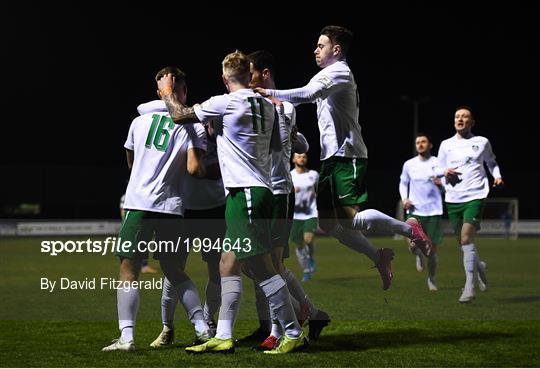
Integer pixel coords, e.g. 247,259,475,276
157,51,307,354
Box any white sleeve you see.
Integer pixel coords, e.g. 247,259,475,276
398,163,410,200
266,80,324,104
193,95,229,124
137,100,166,115
124,119,136,151
484,140,502,179
434,143,447,177
267,69,348,104
186,123,207,151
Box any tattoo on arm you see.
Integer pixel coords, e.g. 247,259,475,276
162,95,199,124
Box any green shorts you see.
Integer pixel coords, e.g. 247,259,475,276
289,217,318,246
406,214,444,246
446,199,485,234
116,209,186,261
184,204,226,263
225,187,273,261
270,192,295,259
317,156,368,210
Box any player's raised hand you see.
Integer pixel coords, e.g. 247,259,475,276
157,73,175,96
444,167,460,177
493,177,504,188
253,87,268,97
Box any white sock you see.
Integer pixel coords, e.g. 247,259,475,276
174,279,208,335
270,321,283,339
254,282,271,331
428,253,438,280
118,285,139,342
329,223,379,263
269,290,283,338
269,305,283,339
203,279,221,323
161,277,178,329
259,275,301,339
352,209,412,237
295,246,310,272
215,276,242,339
284,269,318,317
461,244,477,290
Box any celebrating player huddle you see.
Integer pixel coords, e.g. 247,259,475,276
103,25,504,355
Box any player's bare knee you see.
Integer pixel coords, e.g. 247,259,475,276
119,258,141,281
304,232,314,245
220,251,240,276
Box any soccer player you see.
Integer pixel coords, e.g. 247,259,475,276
135,101,226,347
247,50,329,350
399,134,444,291
290,152,319,282
157,51,307,354
436,106,504,303
255,25,432,290
102,67,211,351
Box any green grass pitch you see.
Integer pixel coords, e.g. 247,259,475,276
1,236,539,367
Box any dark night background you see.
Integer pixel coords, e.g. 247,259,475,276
1,2,538,219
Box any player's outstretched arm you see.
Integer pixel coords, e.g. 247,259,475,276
255,80,327,105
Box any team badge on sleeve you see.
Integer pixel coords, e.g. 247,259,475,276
317,75,333,89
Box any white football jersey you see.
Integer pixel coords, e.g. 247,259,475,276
437,135,501,203
271,102,295,195
124,103,206,215
194,89,276,191
399,156,443,216
291,169,319,220
267,60,367,161
137,100,225,210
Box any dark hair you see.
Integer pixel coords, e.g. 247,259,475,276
248,50,276,76
415,132,432,143
155,66,186,85
455,105,474,119
320,25,353,56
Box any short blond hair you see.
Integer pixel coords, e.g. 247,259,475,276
222,51,250,84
